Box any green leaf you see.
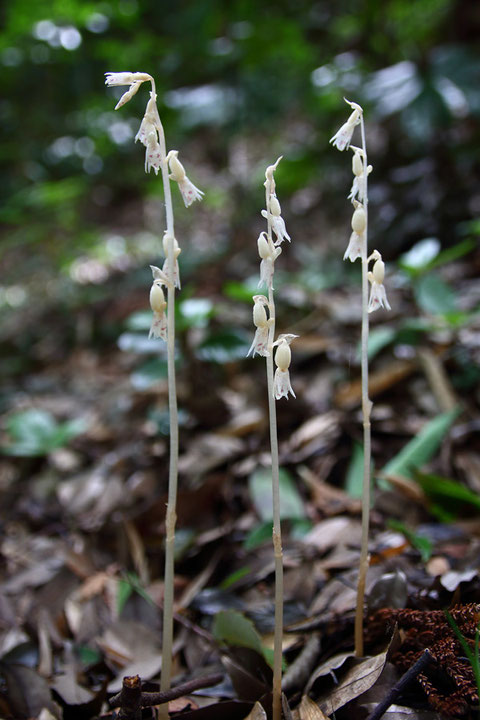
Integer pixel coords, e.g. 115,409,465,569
220,566,252,590
130,357,168,390
212,610,263,655
243,521,272,551
177,298,214,331
223,280,265,303
117,572,156,615
3,409,85,456
125,310,151,332
345,442,365,498
382,408,460,480
399,238,441,274
414,272,457,315
413,472,480,511
387,519,433,562
367,327,396,360
427,238,476,271
248,468,305,522
196,329,250,363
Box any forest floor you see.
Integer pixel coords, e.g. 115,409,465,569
1,244,480,720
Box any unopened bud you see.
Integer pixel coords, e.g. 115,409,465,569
372,259,385,284
167,151,186,182
269,196,281,216
275,341,291,372
257,233,270,259
352,152,363,177
150,281,166,314
351,206,366,234
253,301,268,328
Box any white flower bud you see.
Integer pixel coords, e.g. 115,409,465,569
351,206,366,234
257,233,270,260
167,150,186,182
352,151,363,177
253,301,268,328
372,258,385,284
275,341,291,372
269,196,281,217
150,281,166,314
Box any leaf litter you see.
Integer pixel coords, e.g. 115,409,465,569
0,252,480,719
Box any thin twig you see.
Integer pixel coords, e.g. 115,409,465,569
110,673,224,712
365,649,435,720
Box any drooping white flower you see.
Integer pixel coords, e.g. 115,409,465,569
105,73,152,111
272,334,298,400
329,99,363,151
167,150,204,207
368,254,391,313
149,279,168,340
135,97,158,146
133,96,164,174
162,233,181,289
145,130,162,174
343,231,364,262
247,295,271,357
261,210,291,244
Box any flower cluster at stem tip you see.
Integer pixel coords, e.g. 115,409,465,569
330,98,391,314
247,158,297,400
105,72,205,341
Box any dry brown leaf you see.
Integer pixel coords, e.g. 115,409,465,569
297,694,330,720
242,700,267,720
303,517,361,554
334,359,415,408
314,650,388,715
178,433,244,476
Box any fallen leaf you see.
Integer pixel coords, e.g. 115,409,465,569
297,694,330,719
310,650,388,715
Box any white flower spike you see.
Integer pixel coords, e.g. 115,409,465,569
272,334,298,400
247,295,271,357
368,253,391,313
167,150,204,207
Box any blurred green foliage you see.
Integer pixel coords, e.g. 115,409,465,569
0,0,479,306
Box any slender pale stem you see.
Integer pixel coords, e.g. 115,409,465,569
265,187,283,720
151,82,179,709
355,115,371,658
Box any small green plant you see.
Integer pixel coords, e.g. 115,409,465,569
105,71,203,712
247,157,296,720
444,609,480,712
330,99,391,657
2,408,85,457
